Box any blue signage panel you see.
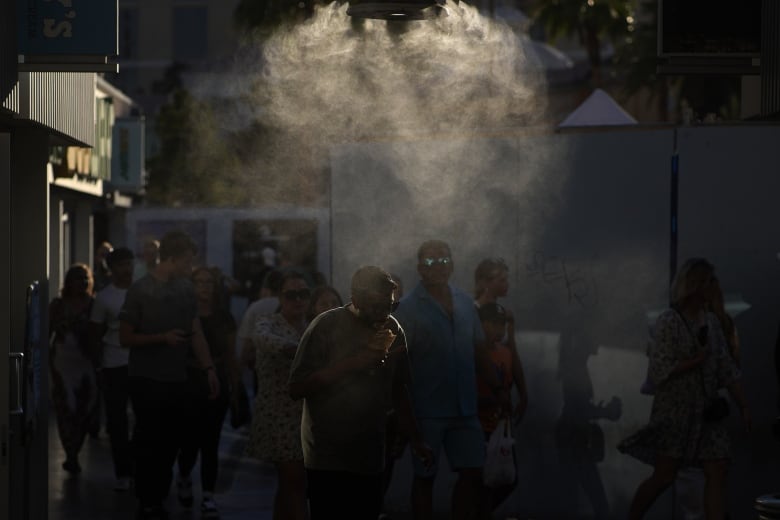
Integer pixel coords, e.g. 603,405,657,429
111,117,146,193
17,0,118,56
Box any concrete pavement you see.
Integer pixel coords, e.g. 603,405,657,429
48,417,276,520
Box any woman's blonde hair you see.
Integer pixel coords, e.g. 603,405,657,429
670,257,714,306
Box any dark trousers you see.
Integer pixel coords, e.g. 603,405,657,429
177,372,229,492
130,377,188,508
307,469,383,520
102,365,133,478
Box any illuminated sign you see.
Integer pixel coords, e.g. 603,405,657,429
17,0,118,72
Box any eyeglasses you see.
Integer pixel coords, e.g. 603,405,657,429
421,257,452,267
282,289,311,301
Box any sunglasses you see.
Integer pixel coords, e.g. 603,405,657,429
364,300,400,314
283,289,311,301
421,257,452,267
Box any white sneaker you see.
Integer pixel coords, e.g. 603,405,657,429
113,477,131,492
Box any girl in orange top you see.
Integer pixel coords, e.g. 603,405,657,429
476,303,528,518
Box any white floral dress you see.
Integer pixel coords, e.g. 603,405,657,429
247,313,304,462
619,309,739,465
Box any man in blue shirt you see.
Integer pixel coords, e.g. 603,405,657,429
395,240,504,520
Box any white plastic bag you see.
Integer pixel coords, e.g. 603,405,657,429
483,418,516,487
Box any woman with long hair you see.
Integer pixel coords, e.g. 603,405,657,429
176,266,239,519
50,263,98,474
619,258,750,519
248,271,311,520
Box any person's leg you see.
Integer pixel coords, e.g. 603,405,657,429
103,366,133,481
412,477,435,520
308,469,381,520
383,410,399,496
411,417,443,520
307,469,339,520
200,383,229,493
628,455,681,520
275,460,308,520
577,459,610,518
445,416,486,520
161,382,188,507
347,471,383,520
176,372,204,480
89,368,102,438
676,466,706,520
175,372,205,507
487,482,515,515
130,378,166,511
702,459,728,520
67,370,97,468
51,369,80,471
453,468,482,520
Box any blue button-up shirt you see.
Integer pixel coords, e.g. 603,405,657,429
394,281,485,418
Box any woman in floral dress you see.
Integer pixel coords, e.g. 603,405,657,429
619,258,750,519
248,271,310,520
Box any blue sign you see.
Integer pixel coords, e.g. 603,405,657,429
111,117,146,193
17,0,118,56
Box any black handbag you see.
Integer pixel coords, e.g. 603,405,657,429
703,395,730,423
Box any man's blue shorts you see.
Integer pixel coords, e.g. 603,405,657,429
412,415,485,478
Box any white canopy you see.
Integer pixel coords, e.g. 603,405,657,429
558,88,638,128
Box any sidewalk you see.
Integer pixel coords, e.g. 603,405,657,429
47,414,531,520
48,416,277,520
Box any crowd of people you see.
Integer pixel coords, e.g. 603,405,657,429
48,231,750,520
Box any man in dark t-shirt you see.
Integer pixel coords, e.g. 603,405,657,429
289,266,432,520
119,231,219,520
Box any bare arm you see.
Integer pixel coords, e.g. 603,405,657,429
191,317,220,399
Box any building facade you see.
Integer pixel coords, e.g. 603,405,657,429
1,1,145,518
